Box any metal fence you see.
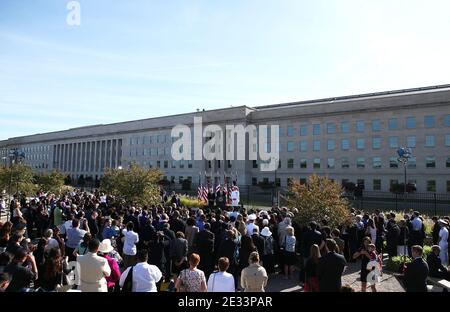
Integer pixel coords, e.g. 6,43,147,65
343,191,450,216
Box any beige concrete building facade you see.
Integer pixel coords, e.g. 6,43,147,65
1,85,450,193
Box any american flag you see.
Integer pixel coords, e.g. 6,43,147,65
198,185,208,203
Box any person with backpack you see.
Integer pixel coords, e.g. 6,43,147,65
119,249,162,292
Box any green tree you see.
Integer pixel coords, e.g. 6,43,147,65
286,175,352,229
0,163,37,197
100,162,162,206
36,170,65,195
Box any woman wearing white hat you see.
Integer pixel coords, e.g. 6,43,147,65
98,239,121,292
260,226,275,274
438,219,449,266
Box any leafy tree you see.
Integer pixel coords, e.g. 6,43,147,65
286,175,352,229
36,170,65,194
0,163,37,197
100,162,162,206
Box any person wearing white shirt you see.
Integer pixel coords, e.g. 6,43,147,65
122,222,139,268
207,257,235,292
119,249,162,292
246,214,257,236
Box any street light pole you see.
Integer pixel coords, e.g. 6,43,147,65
397,147,412,264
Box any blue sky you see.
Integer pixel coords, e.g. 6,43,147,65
2,0,450,140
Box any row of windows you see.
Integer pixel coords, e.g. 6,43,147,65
129,134,172,145
134,160,193,169
253,156,450,169
286,134,450,152
284,115,450,137
250,177,450,193
25,154,49,161
22,146,50,153
129,147,173,157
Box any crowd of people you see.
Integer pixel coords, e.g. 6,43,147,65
0,188,449,293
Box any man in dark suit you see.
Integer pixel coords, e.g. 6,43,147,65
194,223,215,277
302,221,324,262
426,245,450,280
317,239,347,292
169,210,186,234
252,228,265,258
404,245,429,292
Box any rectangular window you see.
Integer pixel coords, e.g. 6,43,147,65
357,157,365,168
287,158,294,169
446,134,450,146
253,160,258,168
408,157,417,169
427,180,436,192
157,160,161,168
300,159,307,168
313,124,321,135
341,157,350,169
179,160,185,169
341,122,350,133
188,160,193,168
300,125,307,136
424,115,435,128
287,141,295,152
357,179,365,190
356,121,365,133
313,140,320,151
446,156,450,168
426,156,436,168
327,140,335,151
372,137,381,149
252,178,257,186
389,136,399,148
388,118,398,130
390,157,398,168
313,158,320,169
406,116,416,129
327,123,336,134
444,114,450,126
372,119,381,132
372,157,381,169
425,135,435,147
356,138,365,150
373,179,381,191
406,136,416,148
327,158,335,169
275,178,281,187
447,181,450,193
341,139,350,150
287,125,295,137
164,160,168,169
171,160,176,169
299,141,307,152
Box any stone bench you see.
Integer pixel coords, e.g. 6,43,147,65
427,276,450,292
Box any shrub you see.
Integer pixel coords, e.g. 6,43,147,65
180,196,206,209
385,256,411,273
287,175,353,229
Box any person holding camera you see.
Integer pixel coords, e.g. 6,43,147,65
65,218,90,262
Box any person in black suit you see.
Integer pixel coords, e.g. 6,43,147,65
317,239,347,292
301,222,324,263
252,228,265,258
386,219,400,258
431,217,441,246
426,245,450,280
169,210,186,234
194,223,215,277
404,245,429,292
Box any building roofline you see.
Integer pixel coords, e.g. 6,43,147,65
252,83,450,110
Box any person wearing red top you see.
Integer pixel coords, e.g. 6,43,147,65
99,239,121,292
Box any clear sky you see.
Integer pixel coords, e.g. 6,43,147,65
2,0,450,140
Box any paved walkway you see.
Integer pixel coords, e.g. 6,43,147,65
266,261,405,292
